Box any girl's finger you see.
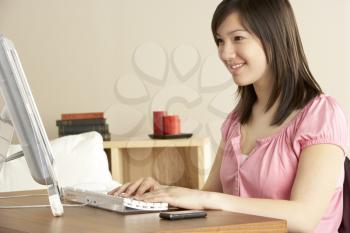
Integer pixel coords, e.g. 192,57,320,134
109,182,131,196
136,180,159,196
123,178,145,197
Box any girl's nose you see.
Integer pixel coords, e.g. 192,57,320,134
219,43,236,61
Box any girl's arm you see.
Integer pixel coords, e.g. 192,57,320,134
201,140,224,192
204,144,344,232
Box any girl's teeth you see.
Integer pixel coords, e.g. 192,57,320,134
232,64,243,69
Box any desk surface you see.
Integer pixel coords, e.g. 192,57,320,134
0,190,287,233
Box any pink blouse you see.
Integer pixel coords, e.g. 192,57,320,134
220,94,349,233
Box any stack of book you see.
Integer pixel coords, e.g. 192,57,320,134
57,112,111,141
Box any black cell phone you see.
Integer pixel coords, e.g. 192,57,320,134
159,210,207,220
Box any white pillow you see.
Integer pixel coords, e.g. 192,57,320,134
0,132,120,192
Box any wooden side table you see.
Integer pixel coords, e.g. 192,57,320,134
103,137,210,189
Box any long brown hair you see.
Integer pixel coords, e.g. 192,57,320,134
211,0,322,125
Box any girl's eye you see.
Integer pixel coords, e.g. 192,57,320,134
216,38,224,45
233,36,244,41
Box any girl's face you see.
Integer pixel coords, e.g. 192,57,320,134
216,12,271,87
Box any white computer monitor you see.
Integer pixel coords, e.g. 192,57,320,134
0,35,63,216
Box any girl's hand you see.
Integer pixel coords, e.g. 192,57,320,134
135,186,209,210
108,177,166,197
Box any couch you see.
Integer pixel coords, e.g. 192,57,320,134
0,132,120,193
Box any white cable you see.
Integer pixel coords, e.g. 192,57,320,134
0,193,86,208
0,194,47,199
0,203,87,209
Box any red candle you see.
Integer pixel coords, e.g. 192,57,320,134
163,115,181,135
153,111,167,135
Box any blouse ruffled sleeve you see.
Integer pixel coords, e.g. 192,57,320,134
293,95,349,157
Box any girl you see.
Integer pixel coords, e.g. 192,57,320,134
109,0,349,232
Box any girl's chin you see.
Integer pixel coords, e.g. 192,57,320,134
232,77,253,86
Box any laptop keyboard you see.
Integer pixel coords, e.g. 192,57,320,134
63,187,168,213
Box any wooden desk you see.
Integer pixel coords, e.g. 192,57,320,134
0,190,287,233
103,137,210,189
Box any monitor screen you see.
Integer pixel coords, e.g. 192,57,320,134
0,35,63,216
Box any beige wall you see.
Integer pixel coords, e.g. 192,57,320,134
0,0,349,152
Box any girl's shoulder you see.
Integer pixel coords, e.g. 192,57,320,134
221,110,240,142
